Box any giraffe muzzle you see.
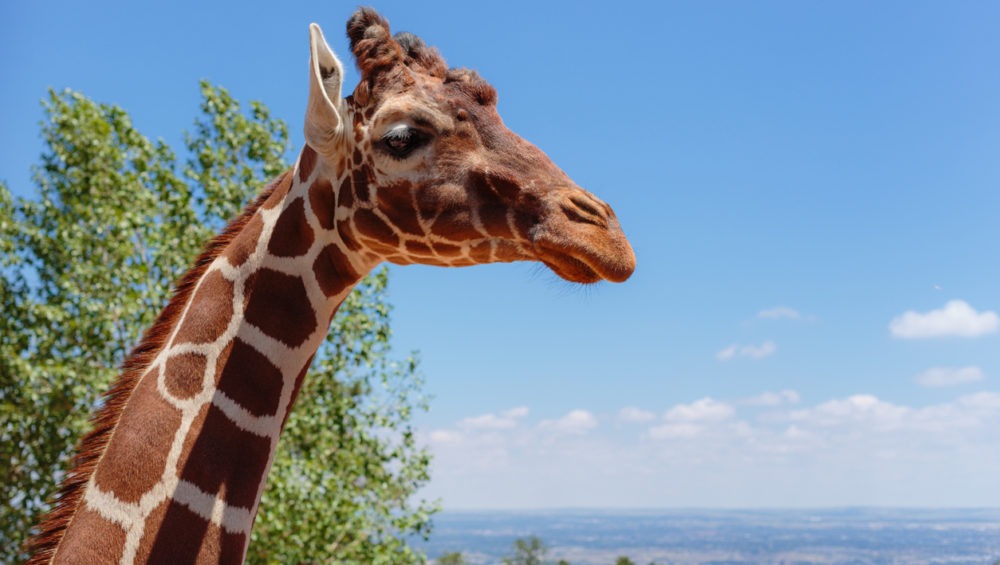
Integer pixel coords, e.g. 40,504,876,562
532,191,636,284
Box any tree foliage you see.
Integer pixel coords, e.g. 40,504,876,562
0,82,436,563
435,551,467,565
502,536,550,565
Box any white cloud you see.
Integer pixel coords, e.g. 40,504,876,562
717,340,776,361
423,392,1000,508
428,429,464,445
539,409,598,434
460,406,529,430
664,397,734,422
889,300,998,339
789,394,909,430
647,422,702,440
618,406,657,423
502,406,529,418
915,366,985,388
742,390,801,406
758,307,802,320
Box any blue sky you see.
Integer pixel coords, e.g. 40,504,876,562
4,1,1000,508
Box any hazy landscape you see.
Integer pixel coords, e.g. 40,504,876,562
421,508,1000,564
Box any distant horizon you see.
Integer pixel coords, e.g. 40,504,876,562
432,505,1000,512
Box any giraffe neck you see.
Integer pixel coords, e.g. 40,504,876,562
40,149,375,564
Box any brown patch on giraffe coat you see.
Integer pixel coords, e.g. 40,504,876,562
267,198,315,258
224,213,264,267
362,239,401,257
261,172,293,210
215,338,284,417
174,270,234,345
430,209,482,241
177,403,272,510
353,208,400,247
93,372,182,503
432,241,462,256
478,204,515,239
308,178,336,230
54,507,126,563
337,176,355,209
337,219,362,252
495,241,526,262
404,240,434,256
470,240,492,263
377,182,424,236
314,244,360,297
136,499,245,565
352,169,370,202
298,146,317,182
244,268,317,348
164,353,208,399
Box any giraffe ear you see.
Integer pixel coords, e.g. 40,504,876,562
304,23,345,156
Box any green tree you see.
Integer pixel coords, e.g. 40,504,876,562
437,551,467,565
503,536,550,565
0,83,436,563
615,557,636,565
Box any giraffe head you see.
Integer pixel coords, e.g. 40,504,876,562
304,8,635,284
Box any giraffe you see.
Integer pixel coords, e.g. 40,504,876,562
27,8,635,564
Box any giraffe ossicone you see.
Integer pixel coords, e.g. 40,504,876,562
28,8,635,564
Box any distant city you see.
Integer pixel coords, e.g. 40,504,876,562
419,508,1000,564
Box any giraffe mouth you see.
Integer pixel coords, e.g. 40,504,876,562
535,245,603,284
533,238,636,284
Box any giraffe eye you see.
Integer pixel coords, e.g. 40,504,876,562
379,125,429,159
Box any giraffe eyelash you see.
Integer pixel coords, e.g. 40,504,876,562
377,125,430,160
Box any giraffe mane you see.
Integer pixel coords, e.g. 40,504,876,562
25,170,293,564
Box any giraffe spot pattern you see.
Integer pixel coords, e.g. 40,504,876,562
136,499,246,565
243,268,317,348
337,219,362,252
495,241,525,262
93,372,182,503
55,508,127,563
267,198,315,258
353,208,400,247
403,240,434,256
314,244,360,297
224,213,264,268
337,175,355,209
164,353,208,400
479,204,515,239
362,239,401,257
430,209,481,241
177,403,272,510
298,146,317,182
352,169,370,202
377,182,424,236
175,270,234,345
214,338,285,417
308,178,336,230
470,240,492,263
432,241,463,257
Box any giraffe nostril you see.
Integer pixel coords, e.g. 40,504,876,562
562,194,607,228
